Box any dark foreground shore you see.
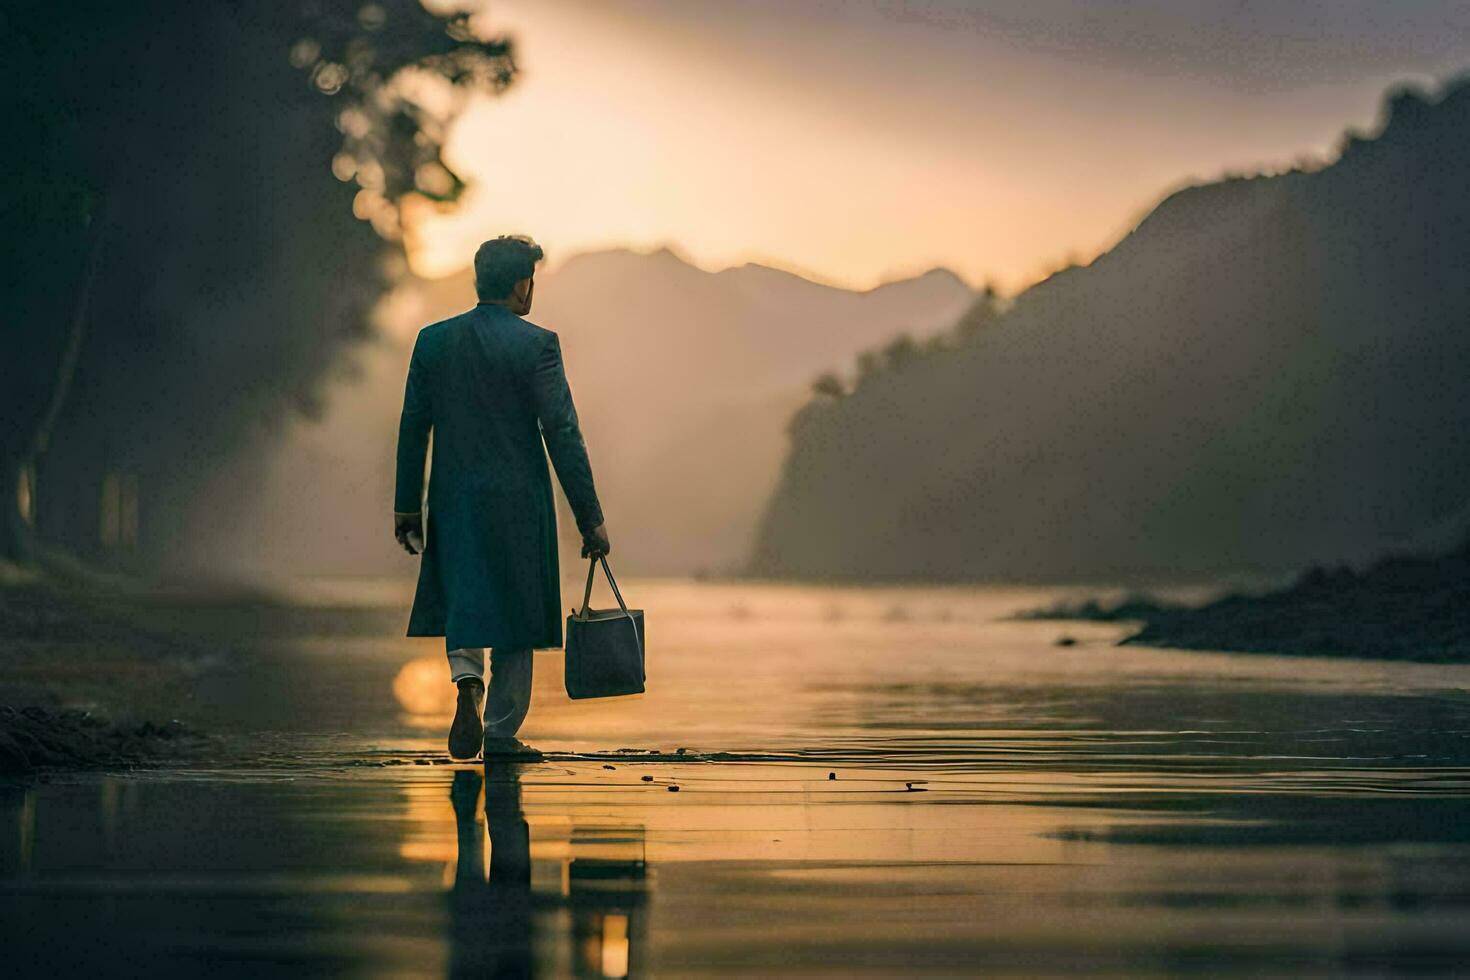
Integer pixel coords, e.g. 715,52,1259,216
0,705,192,774
0,569,210,774
1027,540,1470,662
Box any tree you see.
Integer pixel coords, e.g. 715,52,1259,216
953,282,1002,344
855,349,884,385
810,372,846,400
0,1,517,567
882,334,920,371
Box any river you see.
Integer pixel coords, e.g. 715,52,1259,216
3,578,1469,975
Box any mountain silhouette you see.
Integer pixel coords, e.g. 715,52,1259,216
183,247,972,578
751,73,1470,582
527,250,973,573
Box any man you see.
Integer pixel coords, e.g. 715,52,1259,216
394,235,610,759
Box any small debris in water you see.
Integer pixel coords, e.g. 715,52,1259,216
667,784,680,792
640,775,654,782
1055,635,1078,647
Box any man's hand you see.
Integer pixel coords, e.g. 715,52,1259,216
581,523,610,559
394,512,424,555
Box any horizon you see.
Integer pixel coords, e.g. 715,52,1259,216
407,239,979,295
406,0,1470,292
405,62,1459,300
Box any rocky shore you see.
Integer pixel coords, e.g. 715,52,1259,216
1025,541,1470,662
0,568,205,774
0,705,193,775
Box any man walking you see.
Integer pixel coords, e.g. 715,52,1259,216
394,235,610,759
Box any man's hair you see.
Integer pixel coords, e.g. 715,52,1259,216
474,235,544,300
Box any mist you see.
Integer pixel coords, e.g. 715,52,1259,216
178,246,974,582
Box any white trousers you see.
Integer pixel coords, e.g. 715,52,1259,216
448,647,534,737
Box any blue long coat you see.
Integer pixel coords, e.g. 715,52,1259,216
395,303,604,651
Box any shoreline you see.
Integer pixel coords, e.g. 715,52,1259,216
0,573,211,775
1024,541,1470,663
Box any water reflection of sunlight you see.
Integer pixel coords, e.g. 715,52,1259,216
594,912,630,978
392,654,455,721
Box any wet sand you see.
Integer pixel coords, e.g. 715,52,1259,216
3,579,1470,975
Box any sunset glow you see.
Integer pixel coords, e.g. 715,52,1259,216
408,0,1469,291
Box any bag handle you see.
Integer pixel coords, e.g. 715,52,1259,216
578,555,628,618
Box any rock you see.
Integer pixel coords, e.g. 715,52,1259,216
1026,538,1470,662
0,704,197,776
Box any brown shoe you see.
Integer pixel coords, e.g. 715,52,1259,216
448,678,485,759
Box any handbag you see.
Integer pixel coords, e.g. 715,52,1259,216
565,556,646,699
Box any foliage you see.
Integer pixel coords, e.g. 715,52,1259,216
810,372,846,399
880,334,920,371
753,75,1470,581
0,1,517,563
290,0,516,234
952,283,1002,343
833,283,1006,398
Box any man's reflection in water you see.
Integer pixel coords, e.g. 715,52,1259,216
448,764,646,978
450,764,532,977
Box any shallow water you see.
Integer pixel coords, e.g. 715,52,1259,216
3,579,1470,976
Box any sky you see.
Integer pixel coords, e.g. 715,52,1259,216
407,0,1470,292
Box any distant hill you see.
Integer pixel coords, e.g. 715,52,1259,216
750,74,1470,582
185,248,973,578
528,251,973,573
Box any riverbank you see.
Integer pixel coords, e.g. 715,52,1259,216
0,566,208,773
1025,540,1470,662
